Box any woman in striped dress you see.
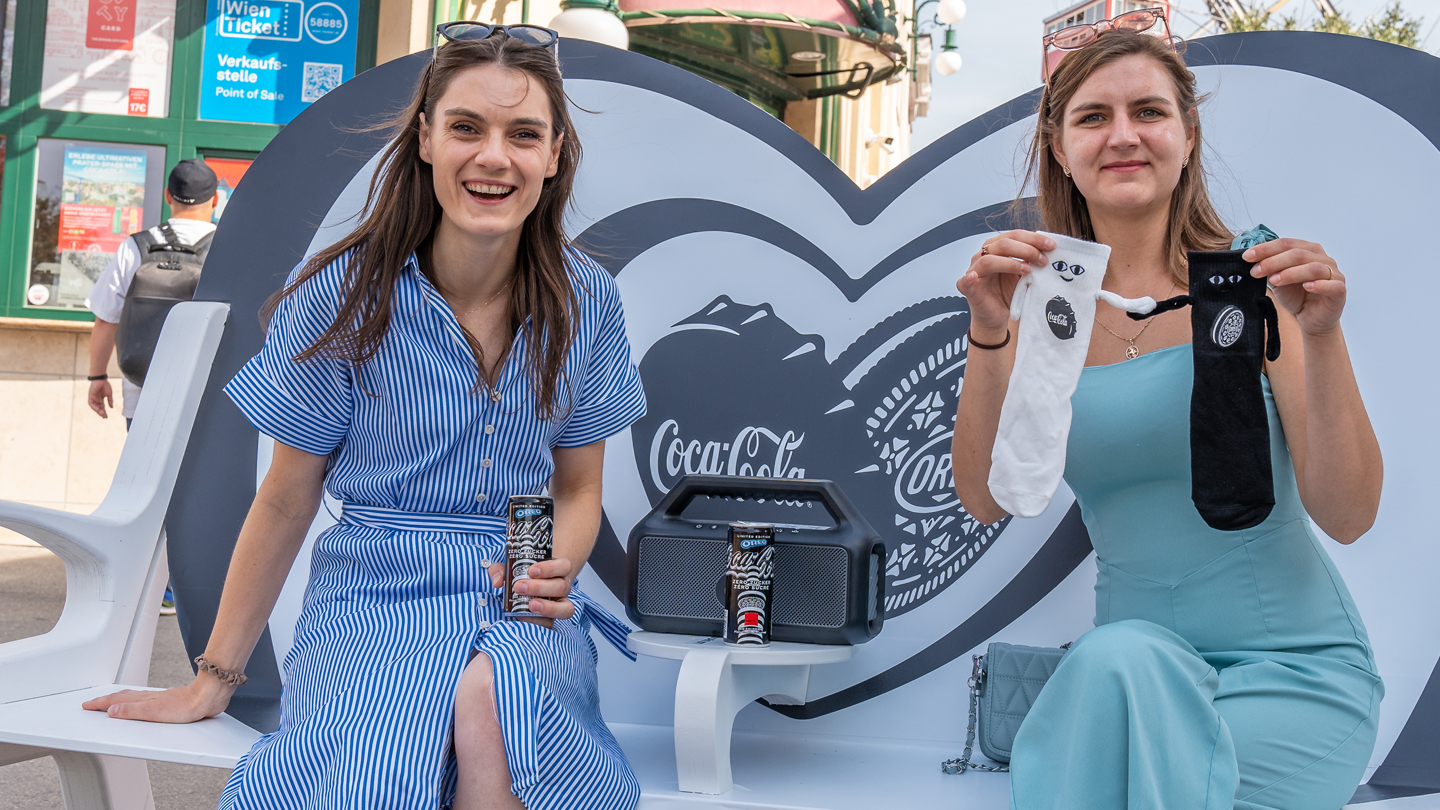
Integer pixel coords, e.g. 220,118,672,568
83,28,646,810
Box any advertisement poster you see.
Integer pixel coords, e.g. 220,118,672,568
199,0,358,125
55,145,147,305
40,0,175,116
204,156,252,222
27,139,164,310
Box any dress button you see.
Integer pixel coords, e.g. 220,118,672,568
481,459,492,468
484,424,495,435
477,594,487,606
476,493,487,502
478,620,492,631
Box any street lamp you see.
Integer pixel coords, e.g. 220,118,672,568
550,0,629,50
909,0,962,78
936,0,967,25
934,27,962,75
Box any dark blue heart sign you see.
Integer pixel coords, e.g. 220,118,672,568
174,34,1440,799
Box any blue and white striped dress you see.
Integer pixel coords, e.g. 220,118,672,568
217,246,646,810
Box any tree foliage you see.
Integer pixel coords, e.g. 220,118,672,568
1223,1,1422,48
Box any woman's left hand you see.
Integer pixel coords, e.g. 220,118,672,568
1244,238,1346,336
488,557,576,625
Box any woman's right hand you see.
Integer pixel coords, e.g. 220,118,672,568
81,673,235,724
956,230,1055,335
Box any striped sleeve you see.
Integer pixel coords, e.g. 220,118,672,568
554,262,647,448
224,257,353,456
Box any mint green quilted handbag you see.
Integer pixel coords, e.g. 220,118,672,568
942,641,1070,774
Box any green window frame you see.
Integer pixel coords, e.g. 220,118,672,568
0,0,380,321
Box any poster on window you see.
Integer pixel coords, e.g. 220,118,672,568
39,0,175,117
204,156,252,222
27,139,165,310
198,0,359,125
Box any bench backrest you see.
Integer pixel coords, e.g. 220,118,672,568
169,36,1440,793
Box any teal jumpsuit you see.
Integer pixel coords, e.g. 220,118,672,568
1009,345,1383,810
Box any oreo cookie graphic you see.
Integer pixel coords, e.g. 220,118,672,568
1211,305,1245,348
632,296,1009,617
1045,296,1078,340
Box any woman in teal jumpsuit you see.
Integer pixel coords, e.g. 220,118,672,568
950,31,1383,810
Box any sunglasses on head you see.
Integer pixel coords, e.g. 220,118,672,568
1042,8,1181,85
432,21,560,61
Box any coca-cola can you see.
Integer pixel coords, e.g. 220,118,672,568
503,495,554,618
724,522,775,646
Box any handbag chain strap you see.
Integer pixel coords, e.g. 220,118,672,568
941,653,1009,775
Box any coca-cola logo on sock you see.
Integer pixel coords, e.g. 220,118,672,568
1045,296,1078,340
632,296,1008,617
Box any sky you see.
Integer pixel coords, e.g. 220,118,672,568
909,0,1440,152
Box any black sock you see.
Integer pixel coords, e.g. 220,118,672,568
1132,250,1281,531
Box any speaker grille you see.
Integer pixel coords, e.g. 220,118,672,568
635,536,849,628
636,537,727,620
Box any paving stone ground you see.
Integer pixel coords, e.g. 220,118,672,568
0,542,233,809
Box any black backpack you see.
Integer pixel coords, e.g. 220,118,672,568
114,221,214,387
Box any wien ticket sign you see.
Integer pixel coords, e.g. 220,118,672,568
199,0,358,125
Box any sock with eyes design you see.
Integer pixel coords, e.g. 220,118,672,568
987,233,1154,518
1129,245,1282,531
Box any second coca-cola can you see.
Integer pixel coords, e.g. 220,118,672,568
503,495,554,618
724,522,775,646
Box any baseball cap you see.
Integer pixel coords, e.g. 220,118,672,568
168,159,219,206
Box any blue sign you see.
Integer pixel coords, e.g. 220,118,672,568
199,0,359,125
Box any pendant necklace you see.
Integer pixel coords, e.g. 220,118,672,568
1098,280,1176,359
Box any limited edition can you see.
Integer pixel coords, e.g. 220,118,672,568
504,495,555,618
724,522,775,646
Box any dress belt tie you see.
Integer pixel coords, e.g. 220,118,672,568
340,502,507,535
339,502,636,660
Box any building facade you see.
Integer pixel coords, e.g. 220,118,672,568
0,0,940,518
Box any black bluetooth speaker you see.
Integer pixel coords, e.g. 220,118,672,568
625,476,885,645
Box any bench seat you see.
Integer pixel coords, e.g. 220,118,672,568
0,686,257,769
0,688,1428,809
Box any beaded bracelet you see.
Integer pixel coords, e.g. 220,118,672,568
195,655,249,686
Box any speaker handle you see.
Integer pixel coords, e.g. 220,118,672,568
658,475,858,533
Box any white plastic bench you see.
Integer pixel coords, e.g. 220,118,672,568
0,299,1427,810
0,302,237,809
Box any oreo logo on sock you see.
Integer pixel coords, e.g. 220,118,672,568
1045,296,1077,340
1211,305,1245,348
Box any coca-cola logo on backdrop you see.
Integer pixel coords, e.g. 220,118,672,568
631,295,1009,616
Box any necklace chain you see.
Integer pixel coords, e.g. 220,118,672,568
458,276,514,321
1097,280,1177,359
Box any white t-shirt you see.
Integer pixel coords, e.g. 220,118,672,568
86,218,217,418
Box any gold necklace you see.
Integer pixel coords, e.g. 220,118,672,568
1098,281,1177,359
457,276,514,321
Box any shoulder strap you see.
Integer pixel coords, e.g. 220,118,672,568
131,229,159,255
158,220,184,248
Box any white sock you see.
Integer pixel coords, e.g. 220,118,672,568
986,233,1152,517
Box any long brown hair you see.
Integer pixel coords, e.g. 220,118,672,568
266,34,582,420
1023,31,1231,285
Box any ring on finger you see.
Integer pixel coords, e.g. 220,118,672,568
1326,265,1335,281
980,245,989,256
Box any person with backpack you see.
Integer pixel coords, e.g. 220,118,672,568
86,158,219,428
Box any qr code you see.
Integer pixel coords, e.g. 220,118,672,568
302,62,344,103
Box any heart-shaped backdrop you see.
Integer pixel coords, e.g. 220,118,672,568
170,34,1440,797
